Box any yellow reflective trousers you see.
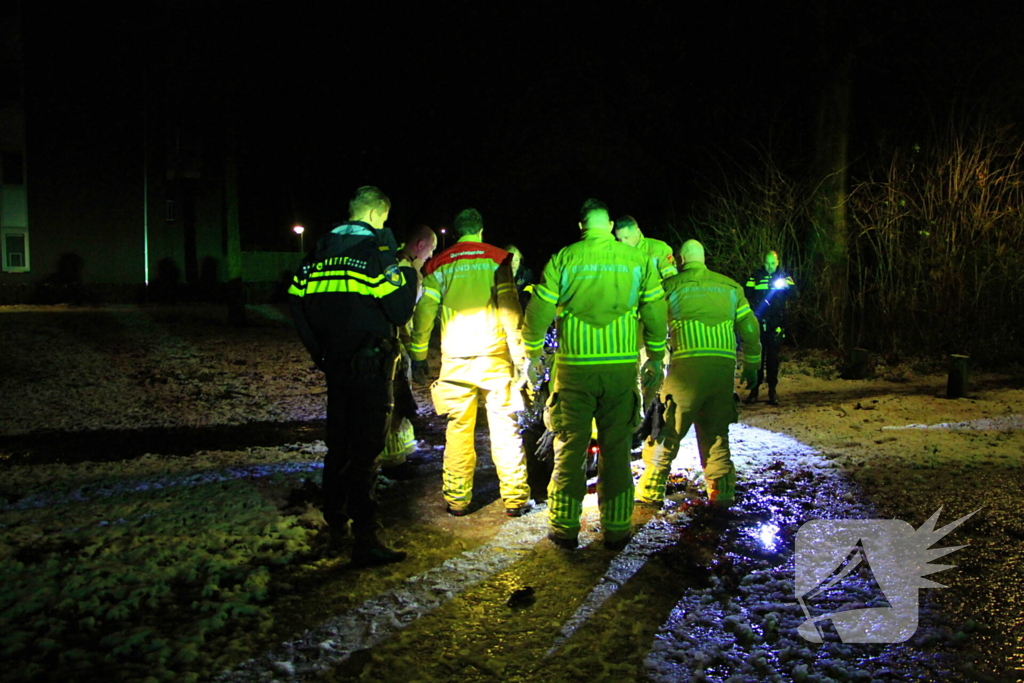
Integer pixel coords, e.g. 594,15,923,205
546,363,640,542
430,354,529,511
636,358,738,507
378,416,416,467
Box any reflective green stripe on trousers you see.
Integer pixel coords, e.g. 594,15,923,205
547,363,640,539
637,357,738,505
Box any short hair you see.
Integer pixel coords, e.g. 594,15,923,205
406,224,436,245
504,244,522,257
454,208,484,236
765,249,779,260
614,215,639,232
348,186,391,220
580,198,610,224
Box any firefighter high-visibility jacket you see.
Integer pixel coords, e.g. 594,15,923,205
635,261,762,509
409,234,530,512
668,261,761,370
637,235,679,281
288,222,417,371
522,229,667,365
409,235,524,362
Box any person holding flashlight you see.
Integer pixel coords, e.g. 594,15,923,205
743,250,796,405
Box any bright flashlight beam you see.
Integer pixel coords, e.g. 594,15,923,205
773,278,787,289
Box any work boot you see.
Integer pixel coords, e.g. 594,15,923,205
325,521,352,555
380,461,418,481
767,388,779,405
505,500,535,518
351,529,406,567
547,531,579,550
744,387,759,404
603,532,632,551
446,504,471,517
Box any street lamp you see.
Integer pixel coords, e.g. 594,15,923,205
293,225,305,253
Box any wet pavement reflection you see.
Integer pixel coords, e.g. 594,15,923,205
218,424,1002,682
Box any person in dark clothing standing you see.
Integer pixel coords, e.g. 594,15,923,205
504,244,533,309
288,186,418,566
744,250,796,405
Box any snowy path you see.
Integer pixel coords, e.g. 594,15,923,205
215,425,966,683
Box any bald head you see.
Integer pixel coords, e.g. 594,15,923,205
679,239,705,264
404,224,438,263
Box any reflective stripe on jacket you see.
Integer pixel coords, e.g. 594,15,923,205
744,267,796,325
667,262,761,367
639,236,679,281
287,221,416,368
523,229,667,366
409,235,523,360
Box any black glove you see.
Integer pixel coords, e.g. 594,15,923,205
637,396,666,443
534,429,557,462
411,359,429,385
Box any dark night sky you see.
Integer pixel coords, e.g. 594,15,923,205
20,1,1024,260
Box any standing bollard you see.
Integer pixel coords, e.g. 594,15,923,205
841,347,871,380
947,354,969,399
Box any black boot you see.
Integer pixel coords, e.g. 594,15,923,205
744,387,759,404
767,387,778,405
351,528,407,567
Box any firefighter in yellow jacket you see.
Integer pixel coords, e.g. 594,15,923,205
409,208,531,516
613,215,678,281
636,239,761,510
523,199,667,549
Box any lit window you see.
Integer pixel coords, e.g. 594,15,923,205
2,228,29,272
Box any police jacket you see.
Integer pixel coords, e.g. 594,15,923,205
744,268,796,327
288,221,417,370
523,228,667,366
409,235,524,361
666,262,761,370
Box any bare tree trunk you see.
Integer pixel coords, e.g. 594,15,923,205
809,15,853,350
224,122,246,326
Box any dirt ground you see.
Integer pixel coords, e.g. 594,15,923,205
741,354,1024,681
1,305,1022,681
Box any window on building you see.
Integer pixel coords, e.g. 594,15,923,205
2,151,25,185
2,229,29,272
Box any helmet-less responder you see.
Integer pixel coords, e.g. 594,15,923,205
288,186,418,567
523,199,667,550
409,208,531,517
636,239,761,510
743,249,796,405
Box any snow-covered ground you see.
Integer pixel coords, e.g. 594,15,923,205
1,305,1021,682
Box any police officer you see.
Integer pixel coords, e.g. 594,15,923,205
288,186,417,566
523,199,667,549
636,240,761,510
744,249,796,405
409,208,530,517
